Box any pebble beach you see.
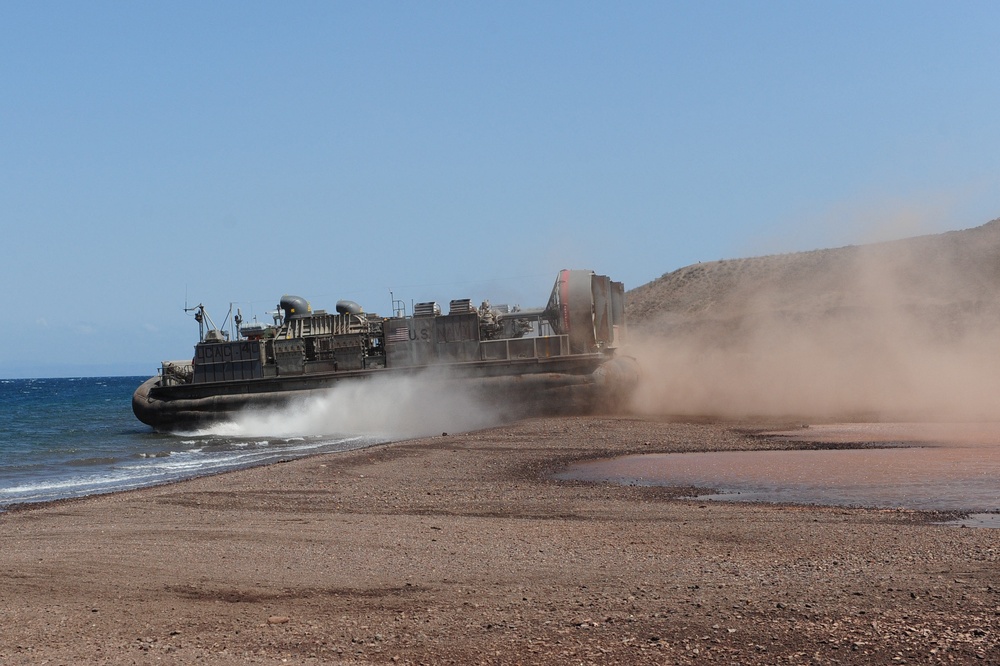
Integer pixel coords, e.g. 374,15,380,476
1,416,996,664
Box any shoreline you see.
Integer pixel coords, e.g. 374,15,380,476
1,415,996,664
0,432,397,515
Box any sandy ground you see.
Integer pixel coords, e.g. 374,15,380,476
0,416,997,665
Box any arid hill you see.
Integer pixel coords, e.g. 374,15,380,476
621,219,1000,420
626,218,1000,331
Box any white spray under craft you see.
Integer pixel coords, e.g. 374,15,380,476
132,270,639,431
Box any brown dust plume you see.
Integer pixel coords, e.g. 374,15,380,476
624,219,1000,421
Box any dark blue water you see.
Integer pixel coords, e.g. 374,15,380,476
0,376,384,508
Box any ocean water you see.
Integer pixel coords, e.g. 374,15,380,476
0,376,385,509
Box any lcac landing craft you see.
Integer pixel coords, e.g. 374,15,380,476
132,270,639,431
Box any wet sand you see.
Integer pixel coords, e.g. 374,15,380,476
561,423,1000,512
1,416,997,664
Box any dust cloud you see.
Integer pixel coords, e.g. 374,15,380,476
204,370,507,439
626,224,1000,421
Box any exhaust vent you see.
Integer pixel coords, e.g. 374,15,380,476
413,302,441,317
448,298,475,315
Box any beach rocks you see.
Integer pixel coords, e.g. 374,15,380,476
0,417,996,664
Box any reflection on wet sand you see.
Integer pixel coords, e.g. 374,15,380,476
558,423,999,521
767,422,1000,448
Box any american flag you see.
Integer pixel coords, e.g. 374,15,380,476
388,326,409,343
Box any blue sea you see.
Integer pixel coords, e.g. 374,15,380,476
0,376,387,509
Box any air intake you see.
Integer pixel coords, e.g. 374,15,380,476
279,295,311,321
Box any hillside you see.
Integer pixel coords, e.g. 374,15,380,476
627,218,1000,329
621,219,1000,420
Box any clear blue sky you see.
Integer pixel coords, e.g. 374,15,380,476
3,2,999,378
